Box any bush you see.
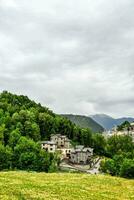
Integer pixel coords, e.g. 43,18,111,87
100,158,116,175
120,159,134,178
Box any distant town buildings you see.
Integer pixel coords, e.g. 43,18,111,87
103,122,134,142
41,134,94,164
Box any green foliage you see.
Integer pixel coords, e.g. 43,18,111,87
8,129,21,149
0,144,12,170
100,154,134,178
100,134,134,178
106,135,134,158
120,159,134,178
92,133,106,155
0,124,5,144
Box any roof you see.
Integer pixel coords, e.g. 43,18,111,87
41,141,56,145
83,148,93,152
51,134,68,139
71,147,93,154
75,145,84,150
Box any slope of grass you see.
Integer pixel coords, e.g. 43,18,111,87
0,171,134,200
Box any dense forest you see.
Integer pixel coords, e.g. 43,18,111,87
0,91,134,178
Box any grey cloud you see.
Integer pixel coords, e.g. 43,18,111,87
0,0,134,117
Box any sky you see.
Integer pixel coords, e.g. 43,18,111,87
0,0,134,118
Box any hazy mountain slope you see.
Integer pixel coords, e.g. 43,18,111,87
61,114,104,133
116,117,134,125
90,114,134,130
90,114,116,130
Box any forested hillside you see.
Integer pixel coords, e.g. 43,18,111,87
0,91,101,171
61,114,104,133
0,91,96,145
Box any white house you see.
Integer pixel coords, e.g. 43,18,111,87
41,141,57,153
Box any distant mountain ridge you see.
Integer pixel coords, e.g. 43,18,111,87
90,114,134,130
61,114,104,133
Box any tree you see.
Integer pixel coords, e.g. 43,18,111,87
92,133,106,155
24,121,40,142
18,152,37,171
0,124,5,144
100,158,116,175
8,129,21,149
107,135,134,157
0,144,12,170
120,159,134,178
13,137,39,169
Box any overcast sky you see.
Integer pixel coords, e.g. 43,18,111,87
0,0,134,118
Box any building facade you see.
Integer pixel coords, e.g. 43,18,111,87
41,141,57,153
51,134,71,149
70,145,93,164
41,135,94,163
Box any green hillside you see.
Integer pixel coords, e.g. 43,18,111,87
61,114,104,133
0,91,105,172
0,171,134,200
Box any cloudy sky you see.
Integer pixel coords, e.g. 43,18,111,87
0,0,134,118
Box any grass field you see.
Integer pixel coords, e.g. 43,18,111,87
0,171,134,200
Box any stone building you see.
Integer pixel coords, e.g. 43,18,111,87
41,134,94,162
51,134,71,149
50,134,73,158
70,145,93,164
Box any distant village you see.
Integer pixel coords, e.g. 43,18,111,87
103,122,134,142
41,134,93,165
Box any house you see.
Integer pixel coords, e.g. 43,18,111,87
70,145,93,164
41,134,72,157
51,134,71,149
41,134,94,162
41,141,57,153
50,134,73,158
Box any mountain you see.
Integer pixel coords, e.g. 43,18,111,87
61,114,104,133
90,114,134,130
90,114,116,130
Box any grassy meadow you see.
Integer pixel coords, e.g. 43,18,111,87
0,171,133,200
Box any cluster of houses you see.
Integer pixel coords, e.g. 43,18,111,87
103,122,134,142
41,134,93,165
